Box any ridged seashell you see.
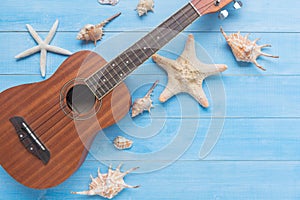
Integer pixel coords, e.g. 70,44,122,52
71,164,139,199
136,0,154,16
131,80,159,118
113,136,133,150
221,27,279,71
98,0,119,6
77,13,121,46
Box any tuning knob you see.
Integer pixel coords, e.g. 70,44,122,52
233,0,243,9
218,10,229,20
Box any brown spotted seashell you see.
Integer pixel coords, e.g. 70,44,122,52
71,164,139,199
77,13,121,46
221,27,279,71
113,136,133,150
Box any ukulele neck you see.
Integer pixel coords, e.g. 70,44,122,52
85,2,201,99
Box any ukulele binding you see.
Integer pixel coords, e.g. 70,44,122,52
60,78,102,120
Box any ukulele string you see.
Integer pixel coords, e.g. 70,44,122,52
35,0,214,142
38,5,200,142
33,0,213,138
37,0,210,142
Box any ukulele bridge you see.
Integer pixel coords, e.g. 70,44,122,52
9,116,50,164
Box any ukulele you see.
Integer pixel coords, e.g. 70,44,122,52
0,0,237,189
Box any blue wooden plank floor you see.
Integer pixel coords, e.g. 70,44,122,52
1,0,300,199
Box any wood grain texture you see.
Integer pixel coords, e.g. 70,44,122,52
0,0,300,199
0,51,131,188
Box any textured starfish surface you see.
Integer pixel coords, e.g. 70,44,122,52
15,20,72,77
152,34,227,108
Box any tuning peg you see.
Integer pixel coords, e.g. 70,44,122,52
233,0,243,9
218,10,229,20
214,0,221,6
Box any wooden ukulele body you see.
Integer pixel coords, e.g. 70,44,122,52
0,51,131,189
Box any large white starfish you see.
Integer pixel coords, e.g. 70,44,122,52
15,20,72,77
152,34,228,108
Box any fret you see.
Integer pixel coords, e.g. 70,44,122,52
181,7,195,24
141,38,157,55
86,78,98,93
97,84,106,94
119,53,134,73
128,48,143,65
94,71,110,91
112,55,131,74
85,3,201,100
102,68,116,88
109,64,121,81
111,61,125,77
122,49,142,72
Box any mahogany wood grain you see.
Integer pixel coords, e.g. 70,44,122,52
190,0,233,15
0,51,131,189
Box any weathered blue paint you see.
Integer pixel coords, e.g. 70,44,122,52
0,0,299,199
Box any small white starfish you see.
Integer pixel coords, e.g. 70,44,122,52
15,20,72,77
152,34,228,108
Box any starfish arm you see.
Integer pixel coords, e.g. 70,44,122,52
26,24,43,44
15,46,41,59
201,63,228,78
188,82,209,108
179,34,198,63
45,19,59,44
40,49,47,77
152,54,181,72
46,45,72,55
159,78,181,102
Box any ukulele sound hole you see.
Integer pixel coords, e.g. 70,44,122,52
66,84,96,114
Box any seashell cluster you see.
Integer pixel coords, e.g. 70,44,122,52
77,13,121,46
136,0,154,16
131,80,159,118
220,27,279,71
71,164,139,199
98,0,119,6
113,136,133,150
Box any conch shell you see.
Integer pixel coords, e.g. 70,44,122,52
221,27,279,71
71,164,139,199
77,13,121,46
113,136,133,150
131,80,159,118
136,0,154,16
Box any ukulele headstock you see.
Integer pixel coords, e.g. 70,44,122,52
191,0,242,16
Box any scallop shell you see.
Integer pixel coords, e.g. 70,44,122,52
71,164,139,199
77,13,121,46
113,136,133,150
136,0,154,16
220,27,279,71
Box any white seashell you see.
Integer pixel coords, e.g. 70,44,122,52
71,164,139,199
77,13,121,46
131,80,159,118
136,0,154,16
98,0,119,6
220,27,279,71
113,136,133,150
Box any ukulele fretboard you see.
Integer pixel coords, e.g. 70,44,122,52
85,3,200,99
